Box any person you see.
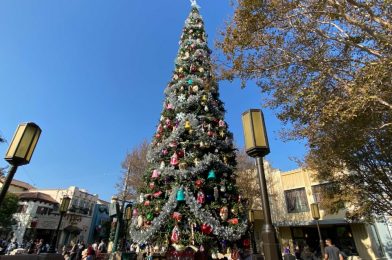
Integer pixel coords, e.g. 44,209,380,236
301,246,316,260
76,241,85,260
324,239,343,260
36,239,45,254
92,240,98,252
98,239,107,253
69,242,78,260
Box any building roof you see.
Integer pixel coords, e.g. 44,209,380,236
17,191,59,204
0,177,35,190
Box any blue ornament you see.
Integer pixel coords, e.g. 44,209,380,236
188,79,193,85
207,170,216,179
176,189,185,201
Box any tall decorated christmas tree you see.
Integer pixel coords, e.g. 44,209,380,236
130,1,248,255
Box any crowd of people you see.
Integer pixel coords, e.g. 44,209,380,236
0,238,50,255
62,239,107,260
0,237,107,260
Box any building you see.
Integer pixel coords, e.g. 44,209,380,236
2,181,101,251
87,198,110,244
249,166,392,259
31,186,99,248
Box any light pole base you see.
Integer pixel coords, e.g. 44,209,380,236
262,231,282,260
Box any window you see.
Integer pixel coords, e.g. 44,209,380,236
36,206,49,215
311,184,324,204
285,188,309,213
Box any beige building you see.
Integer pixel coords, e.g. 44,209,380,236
249,165,390,260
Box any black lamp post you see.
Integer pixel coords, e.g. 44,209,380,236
0,122,41,206
242,109,282,260
112,163,131,252
49,196,71,253
310,203,324,256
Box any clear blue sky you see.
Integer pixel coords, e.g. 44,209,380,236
0,0,306,201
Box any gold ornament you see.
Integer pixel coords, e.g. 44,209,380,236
219,130,225,138
184,120,191,131
179,162,188,170
201,95,207,102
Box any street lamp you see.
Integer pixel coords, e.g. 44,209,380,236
49,195,71,253
242,109,282,260
0,122,41,206
310,203,324,256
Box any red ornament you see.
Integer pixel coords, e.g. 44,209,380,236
243,239,251,248
228,218,239,225
195,179,203,188
201,223,213,234
155,133,161,138
177,150,185,158
144,200,150,206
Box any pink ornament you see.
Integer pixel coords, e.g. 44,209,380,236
162,149,168,155
166,103,173,109
144,200,150,206
149,182,155,189
171,225,180,243
172,212,182,222
165,118,172,126
197,191,205,204
132,208,138,217
151,169,160,178
170,153,179,166
153,191,163,198
169,141,177,147
219,120,226,128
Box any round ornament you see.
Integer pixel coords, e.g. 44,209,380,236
220,206,229,221
228,218,239,225
146,212,154,221
201,223,213,234
149,182,155,189
172,212,182,222
179,162,188,170
195,179,203,188
132,208,138,217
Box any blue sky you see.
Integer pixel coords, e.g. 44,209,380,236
0,0,306,201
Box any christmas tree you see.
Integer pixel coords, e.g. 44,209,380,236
129,1,248,254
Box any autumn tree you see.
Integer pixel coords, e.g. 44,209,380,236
218,0,392,219
116,141,149,201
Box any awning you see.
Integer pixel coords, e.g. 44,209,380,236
63,225,82,233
